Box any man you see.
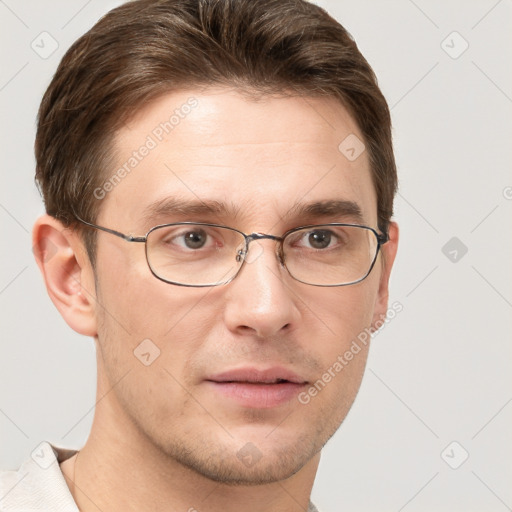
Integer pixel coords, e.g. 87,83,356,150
0,0,398,510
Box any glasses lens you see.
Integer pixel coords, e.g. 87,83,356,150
282,225,379,286
146,224,245,286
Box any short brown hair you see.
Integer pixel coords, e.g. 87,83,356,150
35,0,397,265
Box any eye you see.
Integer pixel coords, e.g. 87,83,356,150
180,229,208,249
160,227,218,251
294,229,342,250
304,229,334,249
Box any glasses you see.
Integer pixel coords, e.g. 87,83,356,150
75,216,388,287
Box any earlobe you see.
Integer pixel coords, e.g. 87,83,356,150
371,221,399,331
32,214,98,337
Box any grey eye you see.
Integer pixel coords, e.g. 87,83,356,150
307,230,333,249
182,229,208,249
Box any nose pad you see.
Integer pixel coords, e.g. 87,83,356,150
244,240,264,264
276,244,286,267
235,240,264,264
235,236,285,267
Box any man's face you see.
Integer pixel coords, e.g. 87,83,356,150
88,88,396,484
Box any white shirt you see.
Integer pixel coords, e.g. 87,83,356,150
0,442,319,511
0,442,78,511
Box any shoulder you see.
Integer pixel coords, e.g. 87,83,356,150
0,441,79,511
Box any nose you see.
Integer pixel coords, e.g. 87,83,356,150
222,238,300,339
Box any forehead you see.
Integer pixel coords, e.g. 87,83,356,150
100,88,377,230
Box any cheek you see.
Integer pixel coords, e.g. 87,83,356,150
315,279,379,345
299,289,376,423
302,282,378,398
95,239,199,336
93,271,206,434
94,250,215,385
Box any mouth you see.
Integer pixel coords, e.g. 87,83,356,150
205,367,308,408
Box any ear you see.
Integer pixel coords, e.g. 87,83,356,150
371,221,399,331
32,214,98,337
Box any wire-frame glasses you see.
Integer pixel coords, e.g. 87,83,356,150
75,217,389,287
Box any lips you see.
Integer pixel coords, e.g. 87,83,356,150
205,367,308,408
207,367,307,385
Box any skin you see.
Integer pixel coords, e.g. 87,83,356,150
33,88,398,512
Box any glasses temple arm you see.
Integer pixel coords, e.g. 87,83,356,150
377,232,389,245
74,215,146,243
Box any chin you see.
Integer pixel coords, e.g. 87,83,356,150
157,427,323,486
175,447,313,486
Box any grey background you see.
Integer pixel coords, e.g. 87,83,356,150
1,1,511,511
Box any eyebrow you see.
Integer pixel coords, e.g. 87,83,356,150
141,197,242,226
285,199,364,224
140,197,365,227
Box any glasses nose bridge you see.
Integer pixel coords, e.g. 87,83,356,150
246,232,281,243
239,232,284,262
